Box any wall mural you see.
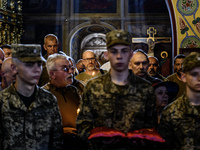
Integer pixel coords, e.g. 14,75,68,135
177,0,200,48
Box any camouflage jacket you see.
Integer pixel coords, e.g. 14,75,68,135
0,84,63,150
76,70,157,141
159,93,200,150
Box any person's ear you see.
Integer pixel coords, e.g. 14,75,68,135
82,59,87,66
0,71,5,77
130,50,133,58
181,72,186,83
50,71,56,79
104,51,108,60
129,51,133,63
129,62,132,70
43,44,47,51
11,64,17,74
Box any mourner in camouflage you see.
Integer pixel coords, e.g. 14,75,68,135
159,52,200,150
0,44,63,150
76,70,157,139
76,30,157,150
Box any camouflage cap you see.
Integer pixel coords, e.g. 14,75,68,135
106,30,132,48
11,44,46,62
182,52,200,72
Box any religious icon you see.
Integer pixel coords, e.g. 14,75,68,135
160,51,170,77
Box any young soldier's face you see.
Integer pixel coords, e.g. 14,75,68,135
182,66,200,92
14,61,43,85
106,44,132,72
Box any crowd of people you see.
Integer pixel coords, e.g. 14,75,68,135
0,30,200,150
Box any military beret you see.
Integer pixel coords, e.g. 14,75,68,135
11,44,46,62
182,52,200,72
106,30,132,48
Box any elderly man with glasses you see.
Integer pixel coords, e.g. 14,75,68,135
75,50,107,85
42,53,87,150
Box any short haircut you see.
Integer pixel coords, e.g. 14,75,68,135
1,44,12,49
68,57,76,67
1,57,12,71
148,56,159,63
44,34,59,44
77,59,83,64
46,53,69,75
82,50,96,59
174,54,185,63
133,49,149,63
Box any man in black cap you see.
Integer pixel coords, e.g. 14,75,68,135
0,44,63,150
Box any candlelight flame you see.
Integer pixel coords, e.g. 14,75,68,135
92,71,95,76
77,108,80,115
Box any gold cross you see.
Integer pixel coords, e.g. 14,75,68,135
132,27,171,56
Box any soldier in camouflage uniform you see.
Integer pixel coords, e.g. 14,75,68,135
159,52,200,150
0,44,63,150
76,30,157,150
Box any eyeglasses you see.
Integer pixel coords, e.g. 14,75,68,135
54,66,74,73
83,57,95,62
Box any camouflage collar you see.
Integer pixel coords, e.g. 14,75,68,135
103,70,135,94
182,93,199,116
4,83,42,111
43,54,48,60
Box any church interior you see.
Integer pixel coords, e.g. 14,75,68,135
0,0,200,75
1,1,200,149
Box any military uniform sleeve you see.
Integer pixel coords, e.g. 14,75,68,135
144,85,158,128
50,95,64,150
158,108,174,149
76,83,94,141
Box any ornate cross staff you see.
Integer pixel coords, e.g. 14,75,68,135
132,27,172,56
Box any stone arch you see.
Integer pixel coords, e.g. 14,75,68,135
69,21,116,62
80,33,107,65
